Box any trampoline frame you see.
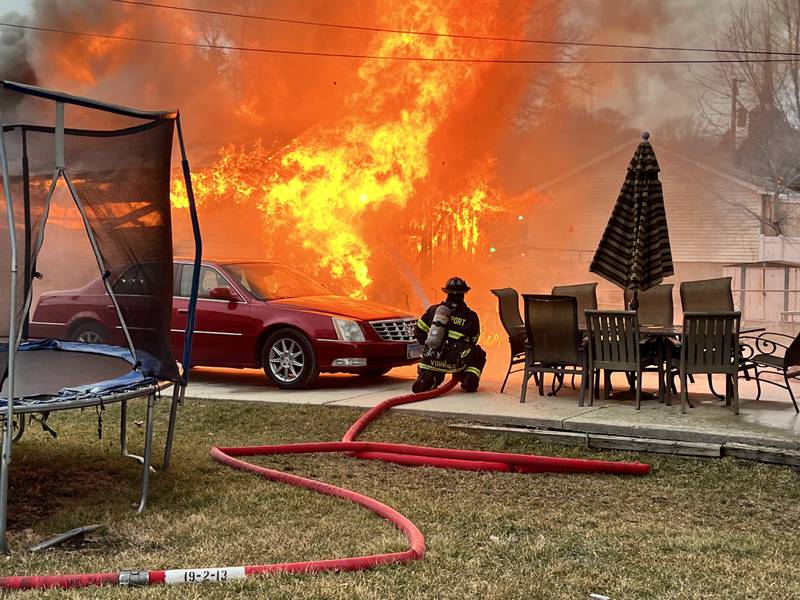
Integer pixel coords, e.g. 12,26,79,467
0,81,203,554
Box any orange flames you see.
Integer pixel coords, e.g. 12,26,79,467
54,21,135,85
171,0,528,300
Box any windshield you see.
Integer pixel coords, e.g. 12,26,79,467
224,263,331,300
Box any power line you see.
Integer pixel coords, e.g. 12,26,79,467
3,21,800,64
110,0,800,58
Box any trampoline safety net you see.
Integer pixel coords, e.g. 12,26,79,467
1,86,185,382
0,80,201,556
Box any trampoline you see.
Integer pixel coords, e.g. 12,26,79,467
0,81,202,554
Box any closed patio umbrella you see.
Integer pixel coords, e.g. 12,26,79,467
590,132,673,308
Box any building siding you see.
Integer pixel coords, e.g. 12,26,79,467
526,143,762,265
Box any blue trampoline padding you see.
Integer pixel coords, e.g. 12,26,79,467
0,339,164,406
9,339,162,374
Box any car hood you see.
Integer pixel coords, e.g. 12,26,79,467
268,295,412,321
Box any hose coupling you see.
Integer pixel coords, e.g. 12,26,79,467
119,570,149,587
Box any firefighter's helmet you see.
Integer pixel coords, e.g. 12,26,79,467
442,277,471,294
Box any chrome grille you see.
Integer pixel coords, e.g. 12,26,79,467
370,318,417,342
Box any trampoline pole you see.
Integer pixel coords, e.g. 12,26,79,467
119,400,128,456
137,393,156,514
162,384,181,471
175,114,202,387
21,129,30,342
0,106,18,555
119,400,145,466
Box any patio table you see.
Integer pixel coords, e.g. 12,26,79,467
638,325,764,337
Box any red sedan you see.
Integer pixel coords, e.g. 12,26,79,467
30,259,422,389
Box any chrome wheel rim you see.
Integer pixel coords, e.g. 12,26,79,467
77,330,103,344
268,338,305,383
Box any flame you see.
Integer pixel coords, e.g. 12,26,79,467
171,1,525,299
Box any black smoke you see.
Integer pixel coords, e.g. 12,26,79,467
0,12,38,118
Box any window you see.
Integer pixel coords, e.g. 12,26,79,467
178,265,232,299
224,262,329,300
112,263,164,296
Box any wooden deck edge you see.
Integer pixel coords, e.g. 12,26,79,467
723,442,800,467
451,423,723,458
451,424,589,446
590,434,721,457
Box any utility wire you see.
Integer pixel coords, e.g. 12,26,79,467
3,21,800,64
110,0,800,57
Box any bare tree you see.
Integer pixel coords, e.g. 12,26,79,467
694,1,800,195
657,115,713,148
512,0,587,132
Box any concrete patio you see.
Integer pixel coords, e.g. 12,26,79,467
183,363,800,465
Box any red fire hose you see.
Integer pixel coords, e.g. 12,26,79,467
0,379,649,590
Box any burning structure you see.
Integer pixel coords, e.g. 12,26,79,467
166,1,547,307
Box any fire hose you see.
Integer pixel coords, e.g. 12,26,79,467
0,379,649,590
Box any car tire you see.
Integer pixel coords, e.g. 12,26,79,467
71,321,107,345
262,329,319,390
360,367,392,378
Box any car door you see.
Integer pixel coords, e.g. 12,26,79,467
170,264,187,362
110,262,169,348
172,263,257,367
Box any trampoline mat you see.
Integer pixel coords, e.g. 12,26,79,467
0,349,133,399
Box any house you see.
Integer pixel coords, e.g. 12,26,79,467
523,139,800,324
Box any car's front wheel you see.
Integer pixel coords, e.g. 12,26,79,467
262,329,319,389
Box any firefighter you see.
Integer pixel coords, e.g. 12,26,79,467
412,276,486,393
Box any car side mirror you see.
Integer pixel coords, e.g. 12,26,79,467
209,286,239,302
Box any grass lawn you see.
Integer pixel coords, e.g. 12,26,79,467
1,398,799,599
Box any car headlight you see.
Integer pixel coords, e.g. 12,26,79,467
332,317,365,342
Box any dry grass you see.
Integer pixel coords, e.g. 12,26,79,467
1,399,799,599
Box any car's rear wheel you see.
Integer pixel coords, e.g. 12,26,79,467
262,329,318,389
71,321,106,345
360,367,392,378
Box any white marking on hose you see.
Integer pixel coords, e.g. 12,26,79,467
163,567,246,585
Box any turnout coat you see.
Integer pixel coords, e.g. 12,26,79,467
413,301,483,378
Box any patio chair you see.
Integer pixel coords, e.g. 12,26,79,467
624,284,676,395
668,311,741,414
491,288,527,393
680,278,734,398
624,284,674,326
738,331,800,413
586,310,659,410
551,283,598,327
679,277,734,312
520,294,588,405
551,283,598,392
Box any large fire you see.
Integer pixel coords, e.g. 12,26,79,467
170,0,526,302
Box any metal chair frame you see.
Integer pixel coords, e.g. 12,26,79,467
551,283,598,327
520,295,588,405
739,331,800,413
668,311,741,414
491,288,527,393
679,278,735,400
586,310,658,410
624,284,674,326
623,283,676,397
552,283,597,390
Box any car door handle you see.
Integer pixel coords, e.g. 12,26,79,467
177,309,188,314
106,305,116,311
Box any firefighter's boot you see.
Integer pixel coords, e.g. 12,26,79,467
412,370,444,394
